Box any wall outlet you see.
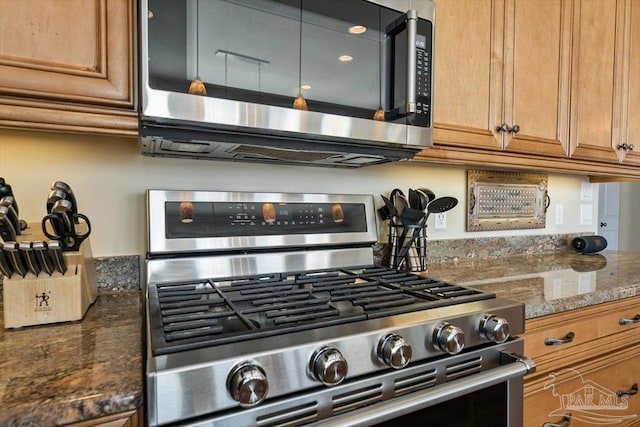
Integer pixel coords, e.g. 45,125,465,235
434,212,447,229
555,204,564,225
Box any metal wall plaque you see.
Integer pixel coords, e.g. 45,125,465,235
467,170,549,232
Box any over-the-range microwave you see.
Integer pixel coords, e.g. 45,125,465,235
139,0,434,168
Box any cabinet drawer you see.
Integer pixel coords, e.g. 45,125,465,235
524,297,640,362
524,344,640,427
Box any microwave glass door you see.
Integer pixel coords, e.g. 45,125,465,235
146,0,428,124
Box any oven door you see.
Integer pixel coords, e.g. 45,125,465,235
176,339,534,427
325,354,530,427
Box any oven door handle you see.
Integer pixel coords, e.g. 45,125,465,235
306,353,535,427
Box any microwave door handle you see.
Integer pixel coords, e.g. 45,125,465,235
405,9,418,114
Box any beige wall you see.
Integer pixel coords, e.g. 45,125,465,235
0,129,598,257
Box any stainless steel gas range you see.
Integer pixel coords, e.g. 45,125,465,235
144,190,535,427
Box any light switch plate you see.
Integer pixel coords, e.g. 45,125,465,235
580,204,593,225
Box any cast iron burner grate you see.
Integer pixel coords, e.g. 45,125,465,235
148,266,493,355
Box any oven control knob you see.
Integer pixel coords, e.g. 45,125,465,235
310,346,348,386
433,322,465,355
378,333,412,369
480,314,510,343
227,361,269,407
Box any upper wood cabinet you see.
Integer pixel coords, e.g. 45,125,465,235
617,0,640,166
0,0,137,136
432,0,571,158
568,0,625,163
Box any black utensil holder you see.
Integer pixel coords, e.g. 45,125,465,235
388,223,428,272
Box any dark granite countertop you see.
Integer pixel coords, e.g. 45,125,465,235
0,291,143,426
425,251,640,319
1,250,639,425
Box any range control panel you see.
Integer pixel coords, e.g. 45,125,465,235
164,201,367,239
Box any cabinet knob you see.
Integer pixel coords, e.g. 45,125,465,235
510,124,520,134
617,143,634,152
600,222,607,227
496,123,509,132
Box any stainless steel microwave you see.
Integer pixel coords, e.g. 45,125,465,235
139,0,435,168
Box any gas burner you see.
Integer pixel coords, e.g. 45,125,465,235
149,266,493,355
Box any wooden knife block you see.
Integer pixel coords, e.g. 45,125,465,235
2,223,98,329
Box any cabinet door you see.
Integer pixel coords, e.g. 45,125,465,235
502,0,571,157
568,0,625,163
524,345,640,427
0,0,137,135
432,0,503,151
618,0,640,165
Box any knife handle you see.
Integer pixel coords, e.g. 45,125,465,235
19,241,41,277
47,240,67,275
33,241,55,276
0,247,14,278
3,241,27,278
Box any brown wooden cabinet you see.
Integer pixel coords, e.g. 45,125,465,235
420,0,640,180
568,0,625,164
0,0,137,136
523,297,640,427
64,408,143,427
432,0,571,157
617,0,640,167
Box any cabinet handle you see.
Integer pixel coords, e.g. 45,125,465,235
617,383,638,398
544,332,575,346
619,314,640,325
543,412,571,427
617,143,635,152
496,123,509,132
600,222,608,227
509,124,520,133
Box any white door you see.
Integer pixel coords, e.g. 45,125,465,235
597,183,620,250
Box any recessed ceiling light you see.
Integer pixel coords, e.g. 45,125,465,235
348,25,367,34
338,55,353,62
301,84,311,90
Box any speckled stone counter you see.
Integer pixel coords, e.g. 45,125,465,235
0,291,143,426
1,249,639,425
425,250,640,319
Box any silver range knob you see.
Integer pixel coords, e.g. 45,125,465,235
480,314,510,343
378,333,412,369
433,322,465,355
310,346,348,386
227,361,269,407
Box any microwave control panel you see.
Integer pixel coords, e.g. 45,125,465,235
413,20,433,128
